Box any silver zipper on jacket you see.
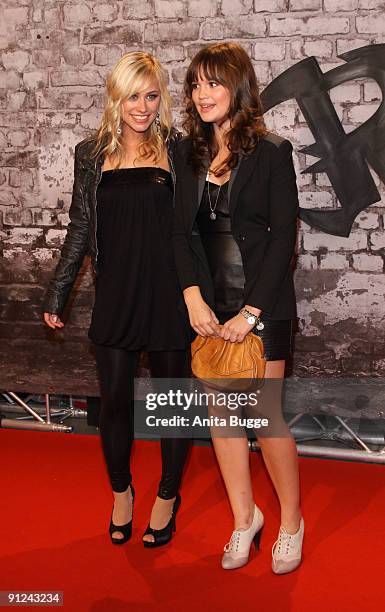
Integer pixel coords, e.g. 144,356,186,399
168,151,177,207
93,158,103,267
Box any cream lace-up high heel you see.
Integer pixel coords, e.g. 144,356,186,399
221,504,264,570
272,517,304,574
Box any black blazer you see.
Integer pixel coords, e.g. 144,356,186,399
172,132,299,320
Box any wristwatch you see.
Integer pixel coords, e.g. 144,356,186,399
240,308,265,330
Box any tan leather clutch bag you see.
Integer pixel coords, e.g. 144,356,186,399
191,332,266,391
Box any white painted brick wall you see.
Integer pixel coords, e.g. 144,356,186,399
155,0,185,19
221,0,252,16
122,0,154,19
336,38,369,54
23,71,49,89
0,0,385,376
253,41,285,60
358,0,385,7
363,82,382,102
202,17,267,39
45,229,67,246
1,50,30,71
354,212,379,230
4,228,43,246
303,231,368,251
370,232,385,250
270,16,350,36
319,254,350,269
188,0,218,17
347,104,380,123
329,83,361,103
356,15,385,33
297,254,318,269
92,3,119,22
63,3,92,25
352,253,383,271
289,0,321,10
254,0,287,11
324,0,358,10
299,191,334,208
291,39,334,59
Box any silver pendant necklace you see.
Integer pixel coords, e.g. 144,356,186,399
207,170,222,221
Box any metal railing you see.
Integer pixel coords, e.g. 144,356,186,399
2,384,384,463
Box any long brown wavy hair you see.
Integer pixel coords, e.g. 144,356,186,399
183,42,268,176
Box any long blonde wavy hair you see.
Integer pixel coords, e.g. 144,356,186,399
93,51,173,167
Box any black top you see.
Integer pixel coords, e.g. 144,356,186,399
42,131,182,316
195,180,245,319
88,167,190,351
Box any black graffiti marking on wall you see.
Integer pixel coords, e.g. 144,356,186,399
261,44,385,237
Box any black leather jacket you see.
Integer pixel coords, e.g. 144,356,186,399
42,132,180,315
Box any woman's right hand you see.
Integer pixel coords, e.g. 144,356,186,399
183,286,220,337
43,312,64,329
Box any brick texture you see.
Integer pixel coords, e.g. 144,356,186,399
1,0,385,385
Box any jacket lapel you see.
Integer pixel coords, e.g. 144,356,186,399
189,140,263,227
183,165,200,233
229,144,263,216
197,168,207,209
228,160,241,202
196,157,210,210
184,160,208,232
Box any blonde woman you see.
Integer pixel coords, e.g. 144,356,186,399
43,52,191,548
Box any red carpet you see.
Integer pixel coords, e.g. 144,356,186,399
0,429,384,611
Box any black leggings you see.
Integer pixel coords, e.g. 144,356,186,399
94,345,191,499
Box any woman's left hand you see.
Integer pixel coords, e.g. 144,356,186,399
219,314,253,343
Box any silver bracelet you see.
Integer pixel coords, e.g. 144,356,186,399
240,308,265,330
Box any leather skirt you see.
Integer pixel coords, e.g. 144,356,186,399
251,316,293,361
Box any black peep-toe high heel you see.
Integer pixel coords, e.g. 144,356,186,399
109,483,135,545
142,493,181,548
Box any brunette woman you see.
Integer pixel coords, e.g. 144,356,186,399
43,52,191,548
173,42,304,574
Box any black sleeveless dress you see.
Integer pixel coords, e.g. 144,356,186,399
195,180,293,361
88,167,189,351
